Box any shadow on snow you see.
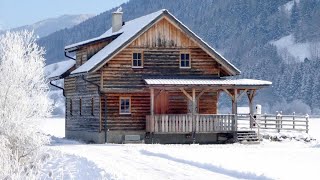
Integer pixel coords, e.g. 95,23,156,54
140,150,273,180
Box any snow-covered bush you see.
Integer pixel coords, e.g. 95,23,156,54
0,31,51,179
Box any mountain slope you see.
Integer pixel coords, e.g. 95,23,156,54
7,14,94,38
40,0,320,113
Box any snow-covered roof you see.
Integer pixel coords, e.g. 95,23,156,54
70,9,165,75
68,9,241,76
45,60,75,81
144,78,272,87
65,32,122,52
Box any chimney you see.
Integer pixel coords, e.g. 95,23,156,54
112,7,123,33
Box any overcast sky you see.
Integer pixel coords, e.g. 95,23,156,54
0,0,129,30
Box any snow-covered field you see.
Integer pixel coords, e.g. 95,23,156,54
40,118,320,180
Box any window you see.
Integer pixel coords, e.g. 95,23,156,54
180,53,191,68
79,98,82,116
132,52,143,68
70,99,73,116
91,98,94,116
119,97,131,114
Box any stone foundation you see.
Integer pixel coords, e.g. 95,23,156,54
66,130,145,144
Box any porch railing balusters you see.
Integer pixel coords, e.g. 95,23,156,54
146,114,236,133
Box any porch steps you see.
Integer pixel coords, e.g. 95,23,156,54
237,131,260,144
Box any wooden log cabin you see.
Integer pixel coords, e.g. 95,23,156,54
48,9,272,144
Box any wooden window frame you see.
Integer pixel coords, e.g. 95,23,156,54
132,52,143,68
179,53,191,69
119,97,131,115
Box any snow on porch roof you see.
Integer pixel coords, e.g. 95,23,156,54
144,78,272,87
69,9,241,76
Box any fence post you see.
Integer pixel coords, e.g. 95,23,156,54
280,111,283,129
292,112,295,129
264,113,267,128
276,112,281,133
306,114,309,133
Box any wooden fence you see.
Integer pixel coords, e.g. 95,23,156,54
146,114,236,133
237,112,309,133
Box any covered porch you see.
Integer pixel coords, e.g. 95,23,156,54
144,78,272,143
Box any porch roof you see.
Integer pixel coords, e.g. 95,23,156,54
144,78,272,88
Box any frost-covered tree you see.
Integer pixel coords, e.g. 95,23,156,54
0,31,51,179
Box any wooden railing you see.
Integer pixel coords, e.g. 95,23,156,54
146,114,236,133
237,113,309,133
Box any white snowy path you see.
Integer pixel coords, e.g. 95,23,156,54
41,118,320,180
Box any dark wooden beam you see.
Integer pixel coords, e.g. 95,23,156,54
237,89,248,101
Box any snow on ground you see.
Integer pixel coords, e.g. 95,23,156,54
40,118,320,180
309,118,320,140
40,150,108,179
40,117,65,138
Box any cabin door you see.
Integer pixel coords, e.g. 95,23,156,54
155,91,169,114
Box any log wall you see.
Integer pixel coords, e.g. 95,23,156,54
101,92,150,131
64,73,102,132
198,91,218,114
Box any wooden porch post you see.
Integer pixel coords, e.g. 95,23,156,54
232,89,238,133
192,88,196,142
232,89,238,115
150,88,154,116
192,88,196,114
216,90,220,114
247,89,256,128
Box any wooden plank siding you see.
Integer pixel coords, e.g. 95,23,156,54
64,73,101,132
65,95,101,132
197,91,217,114
99,89,217,131
130,18,197,48
64,17,222,132
101,48,220,88
101,92,150,131
76,40,113,68
100,18,221,89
